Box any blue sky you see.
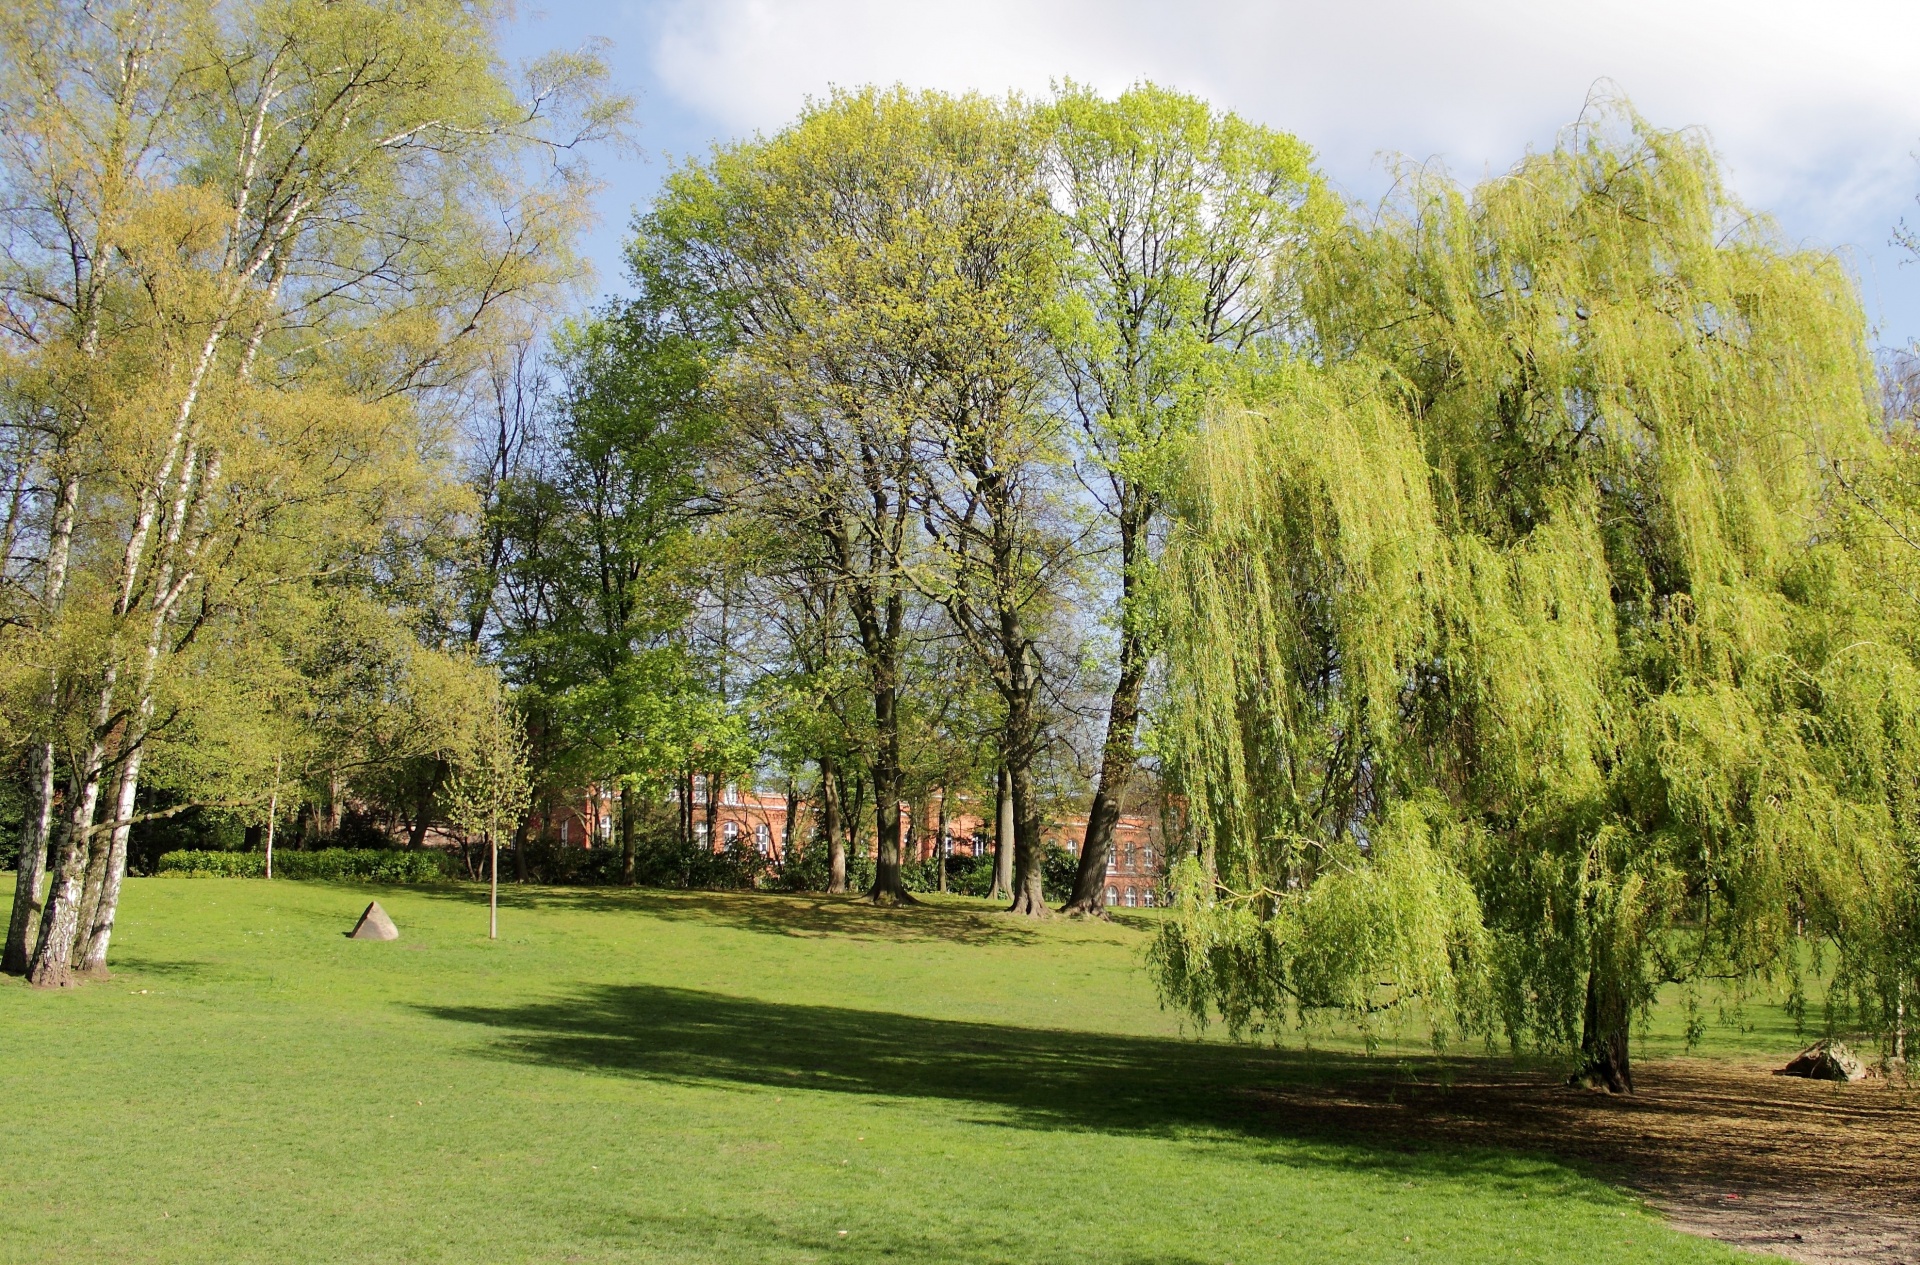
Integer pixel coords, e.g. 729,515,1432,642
501,0,1920,349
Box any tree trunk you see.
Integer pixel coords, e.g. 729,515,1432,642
513,809,530,883
1065,504,1147,915
4,738,58,975
704,772,719,851
620,783,637,885
6,473,79,976
1005,761,1047,917
782,779,798,863
1576,968,1634,1093
82,747,144,973
867,759,914,905
992,766,1014,901
822,757,846,893
323,767,343,839
936,786,948,895
29,742,108,988
407,761,441,849
1064,655,1145,913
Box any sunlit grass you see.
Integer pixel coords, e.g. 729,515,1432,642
0,875,1775,1263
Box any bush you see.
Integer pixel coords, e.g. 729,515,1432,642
157,848,451,882
771,840,878,893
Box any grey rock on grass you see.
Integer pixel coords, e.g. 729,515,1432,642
349,901,399,941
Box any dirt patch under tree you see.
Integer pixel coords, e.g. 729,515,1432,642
1249,1056,1918,1264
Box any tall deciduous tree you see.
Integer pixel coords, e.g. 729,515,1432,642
1043,83,1320,914
646,88,1051,904
1153,101,1900,1091
904,94,1074,916
492,300,722,884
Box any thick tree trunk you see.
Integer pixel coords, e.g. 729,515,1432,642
620,784,637,885
1065,504,1147,915
1576,968,1634,1093
30,745,108,988
822,757,846,893
1063,646,1145,914
867,759,914,905
1005,761,1047,917
992,766,1014,901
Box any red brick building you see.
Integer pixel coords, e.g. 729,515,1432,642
537,777,1170,907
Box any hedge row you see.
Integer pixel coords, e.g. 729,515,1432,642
156,848,451,882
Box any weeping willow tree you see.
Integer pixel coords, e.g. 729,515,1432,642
1151,100,1913,1089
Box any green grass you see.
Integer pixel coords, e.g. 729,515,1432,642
0,876,1784,1264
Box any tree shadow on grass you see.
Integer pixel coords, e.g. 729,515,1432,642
401,883,1050,948
417,982,1597,1195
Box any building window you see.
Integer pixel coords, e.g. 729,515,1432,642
755,823,771,853
560,818,570,845
1105,886,1117,906
1142,889,1155,908
725,784,742,806
1106,852,1117,873
599,813,612,838
1143,846,1155,869
695,821,711,846
723,820,739,844
1124,888,1137,907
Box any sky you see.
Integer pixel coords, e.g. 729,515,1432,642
499,0,1920,349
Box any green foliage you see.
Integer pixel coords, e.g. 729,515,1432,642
1154,99,1912,1063
157,849,451,882
492,297,731,815
442,683,533,848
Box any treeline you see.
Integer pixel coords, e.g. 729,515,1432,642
473,84,1317,913
5,1,1919,1091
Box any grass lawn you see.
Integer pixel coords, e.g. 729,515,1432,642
0,875,1792,1264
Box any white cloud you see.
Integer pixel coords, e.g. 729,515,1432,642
647,0,1920,225
565,0,1920,338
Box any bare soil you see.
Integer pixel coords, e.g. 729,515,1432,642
1249,1056,1919,1264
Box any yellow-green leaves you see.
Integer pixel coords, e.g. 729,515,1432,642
1155,98,1913,1059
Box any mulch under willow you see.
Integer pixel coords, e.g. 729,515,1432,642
1248,1055,1919,1264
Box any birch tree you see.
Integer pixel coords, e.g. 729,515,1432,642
0,0,620,983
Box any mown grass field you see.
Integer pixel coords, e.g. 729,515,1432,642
0,875,1802,1264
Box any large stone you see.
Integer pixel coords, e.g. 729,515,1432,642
1776,1039,1865,1082
349,900,399,941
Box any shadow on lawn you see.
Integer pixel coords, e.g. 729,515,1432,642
405,882,1050,948
418,982,1577,1188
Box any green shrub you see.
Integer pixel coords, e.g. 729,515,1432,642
157,849,451,882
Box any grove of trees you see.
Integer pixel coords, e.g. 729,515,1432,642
5,1,1917,1089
